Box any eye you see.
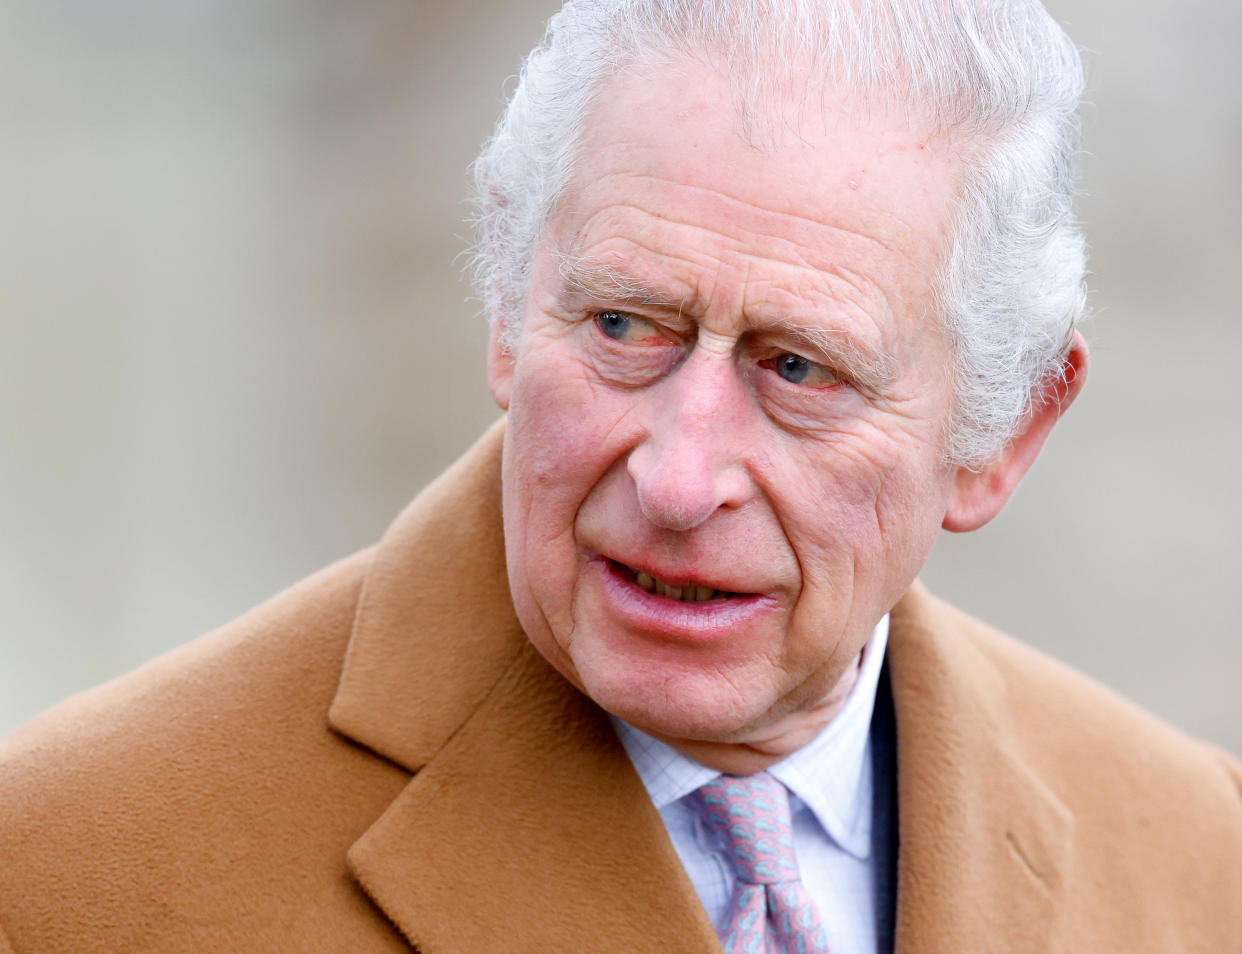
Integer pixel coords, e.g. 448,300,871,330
761,353,841,389
594,310,665,345
595,310,631,340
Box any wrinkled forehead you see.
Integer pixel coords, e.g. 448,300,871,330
548,60,965,270
547,40,977,248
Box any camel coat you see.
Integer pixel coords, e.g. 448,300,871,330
2,422,1241,953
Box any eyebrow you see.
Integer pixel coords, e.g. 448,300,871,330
557,253,689,313
557,252,898,394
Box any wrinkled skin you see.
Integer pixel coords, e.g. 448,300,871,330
488,66,1085,773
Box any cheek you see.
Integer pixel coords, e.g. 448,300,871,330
769,443,948,684
781,432,949,587
506,350,635,501
502,348,647,608
502,347,652,677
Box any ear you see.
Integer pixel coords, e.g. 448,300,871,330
942,331,1088,533
486,319,516,411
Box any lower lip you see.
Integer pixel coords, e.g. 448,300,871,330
589,557,779,643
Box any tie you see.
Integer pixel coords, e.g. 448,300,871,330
689,773,832,954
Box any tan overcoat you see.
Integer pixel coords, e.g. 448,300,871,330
2,423,1241,953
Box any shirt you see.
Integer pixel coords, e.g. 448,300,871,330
612,616,896,954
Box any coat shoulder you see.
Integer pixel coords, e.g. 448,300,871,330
905,583,1242,924
0,547,412,953
893,583,1242,948
965,596,1236,787
903,583,1241,790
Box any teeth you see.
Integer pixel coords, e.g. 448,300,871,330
629,566,724,602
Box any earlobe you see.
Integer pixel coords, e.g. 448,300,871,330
942,331,1089,533
486,320,516,411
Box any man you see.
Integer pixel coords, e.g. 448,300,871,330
1,0,1240,951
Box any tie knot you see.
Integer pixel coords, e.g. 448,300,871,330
689,772,800,885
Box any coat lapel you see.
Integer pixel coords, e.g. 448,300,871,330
328,421,719,954
887,584,1074,954
347,638,720,954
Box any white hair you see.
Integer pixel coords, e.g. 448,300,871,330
470,0,1087,466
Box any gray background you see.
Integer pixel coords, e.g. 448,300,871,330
1,0,1238,750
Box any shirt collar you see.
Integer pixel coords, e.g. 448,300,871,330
612,614,888,861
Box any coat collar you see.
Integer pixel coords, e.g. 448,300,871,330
328,419,525,773
329,420,1073,953
329,421,719,953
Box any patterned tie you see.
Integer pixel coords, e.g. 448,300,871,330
689,773,832,954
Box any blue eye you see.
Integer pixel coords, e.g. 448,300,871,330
775,354,809,384
760,353,841,389
596,311,632,340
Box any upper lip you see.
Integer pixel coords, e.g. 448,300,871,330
599,552,761,595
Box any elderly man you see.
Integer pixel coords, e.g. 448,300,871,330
2,0,1240,952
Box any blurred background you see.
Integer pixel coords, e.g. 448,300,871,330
1,0,1238,749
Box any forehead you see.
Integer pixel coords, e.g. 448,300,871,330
542,64,964,355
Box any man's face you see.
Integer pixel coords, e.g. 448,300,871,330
490,66,965,754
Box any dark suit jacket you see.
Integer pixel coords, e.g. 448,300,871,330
2,422,1241,953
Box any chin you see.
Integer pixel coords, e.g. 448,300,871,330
571,651,776,745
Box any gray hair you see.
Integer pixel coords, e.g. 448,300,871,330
470,0,1087,466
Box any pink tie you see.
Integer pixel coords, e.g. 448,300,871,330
689,773,832,954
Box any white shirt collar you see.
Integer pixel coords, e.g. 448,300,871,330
612,614,889,861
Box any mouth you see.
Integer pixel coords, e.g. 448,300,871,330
588,554,776,641
607,559,743,603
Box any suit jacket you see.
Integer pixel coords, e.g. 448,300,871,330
2,421,1241,953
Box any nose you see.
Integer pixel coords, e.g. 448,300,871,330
627,348,754,531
